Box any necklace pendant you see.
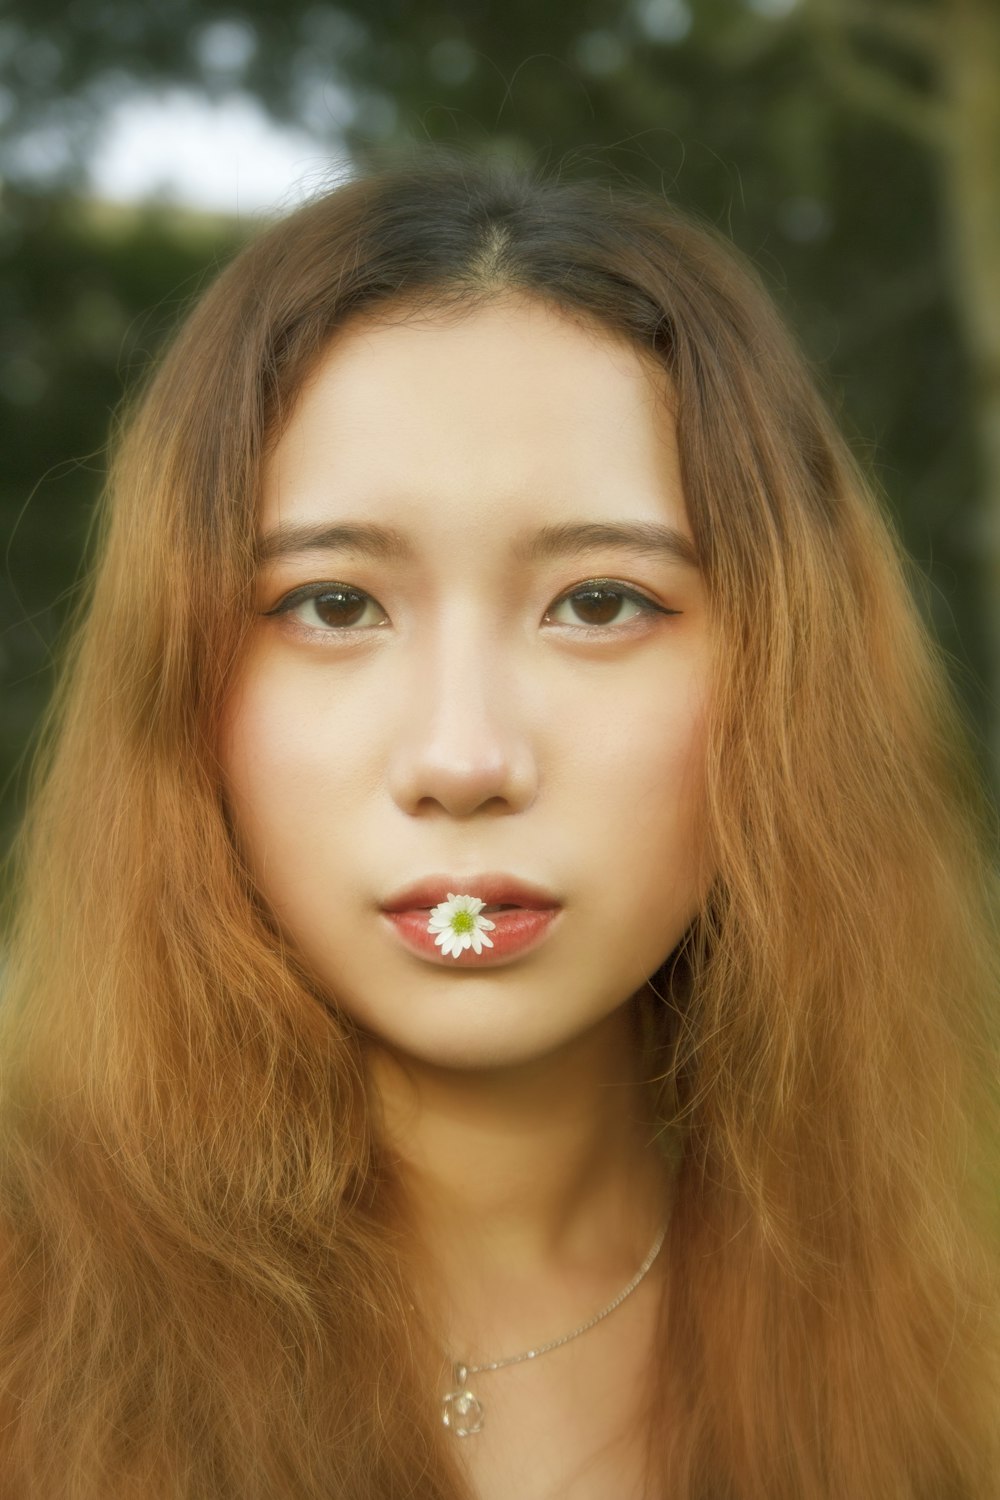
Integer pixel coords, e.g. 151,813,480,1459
441,1363,484,1437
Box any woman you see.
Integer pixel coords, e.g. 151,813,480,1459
1,144,997,1499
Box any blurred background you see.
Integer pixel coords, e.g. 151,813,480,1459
2,0,999,869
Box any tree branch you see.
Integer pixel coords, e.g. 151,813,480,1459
802,0,949,149
820,1,942,63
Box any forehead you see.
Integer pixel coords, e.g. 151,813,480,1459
261,294,687,542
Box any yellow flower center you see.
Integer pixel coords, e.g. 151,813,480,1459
450,910,475,934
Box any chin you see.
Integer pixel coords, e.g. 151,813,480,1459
356,1002,627,1077
361,1027,555,1074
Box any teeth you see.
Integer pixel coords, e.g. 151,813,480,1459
480,903,519,913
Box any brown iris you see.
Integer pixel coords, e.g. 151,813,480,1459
313,589,368,627
568,587,627,626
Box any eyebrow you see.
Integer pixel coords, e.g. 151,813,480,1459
256,519,701,570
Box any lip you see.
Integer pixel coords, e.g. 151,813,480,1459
383,907,561,965
379,873,561,914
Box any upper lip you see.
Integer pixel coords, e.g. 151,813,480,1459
380,874,561,913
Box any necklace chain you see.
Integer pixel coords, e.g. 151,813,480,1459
441,1220,668,1437
460,1220,668,1376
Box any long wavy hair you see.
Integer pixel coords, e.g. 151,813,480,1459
1,144,998,1499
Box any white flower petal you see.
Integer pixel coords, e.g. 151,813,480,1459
424,893,499,952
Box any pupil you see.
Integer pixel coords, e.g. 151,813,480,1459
574,589,621,626
315,590,366,627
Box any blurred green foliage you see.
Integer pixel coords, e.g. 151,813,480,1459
0,195,250,853
1,0,996,862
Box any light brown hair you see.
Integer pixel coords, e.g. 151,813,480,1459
2,142,998,1497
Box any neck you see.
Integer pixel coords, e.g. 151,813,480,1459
364,991,673,1328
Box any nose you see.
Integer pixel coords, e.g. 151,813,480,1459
386,620,539,818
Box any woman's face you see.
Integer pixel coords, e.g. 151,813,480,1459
219,294,713,1070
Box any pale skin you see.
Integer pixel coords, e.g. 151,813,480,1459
218,293,713,1499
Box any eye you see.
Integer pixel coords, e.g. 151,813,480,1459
545,581,679,632
264,584,387,631
263,578,680,636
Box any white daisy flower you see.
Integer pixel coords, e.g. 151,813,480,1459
426,893,497,958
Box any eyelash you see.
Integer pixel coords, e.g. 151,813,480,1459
264,579,680,638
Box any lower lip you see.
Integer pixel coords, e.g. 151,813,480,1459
381,907,561,965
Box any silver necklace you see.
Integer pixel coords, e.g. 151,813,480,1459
440,1222,668,1437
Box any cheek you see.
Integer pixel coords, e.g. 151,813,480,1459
597,683,712,922
592,651,707,776
216,683,272,879
216,664,351,894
